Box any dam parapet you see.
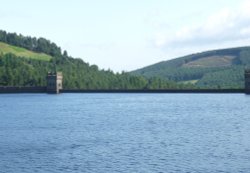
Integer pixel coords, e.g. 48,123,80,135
245,69,250,94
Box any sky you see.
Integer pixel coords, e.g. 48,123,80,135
1,0,250,72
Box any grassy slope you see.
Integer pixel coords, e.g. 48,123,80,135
0,42,52,61
183,55,235,68
178,80,199,85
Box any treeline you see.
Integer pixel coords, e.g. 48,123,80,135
0,30,62,57
0,29,187,89
0,53,194,89
136,66,231,82
134,65,246,89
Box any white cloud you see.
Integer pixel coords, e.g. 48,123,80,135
153,0,250,50
241,0,250,15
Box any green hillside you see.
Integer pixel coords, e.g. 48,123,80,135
0,42,52,61
131,47,250,89
0,30,193,89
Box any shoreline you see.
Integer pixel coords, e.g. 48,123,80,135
62,89,246,94
0,87,248,94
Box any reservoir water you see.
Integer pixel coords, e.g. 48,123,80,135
0,94,250,173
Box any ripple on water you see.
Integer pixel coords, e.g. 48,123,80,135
0,94,250,172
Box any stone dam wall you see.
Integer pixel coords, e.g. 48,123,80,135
0,87,247,94
0,86,46,93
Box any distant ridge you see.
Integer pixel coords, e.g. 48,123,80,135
131,46,250,89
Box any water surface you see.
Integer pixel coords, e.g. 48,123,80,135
0,94,250,172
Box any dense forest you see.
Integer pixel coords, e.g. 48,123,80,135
0,30,194,89
132,47,250,89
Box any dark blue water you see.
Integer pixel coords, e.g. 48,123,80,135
0,94,250,173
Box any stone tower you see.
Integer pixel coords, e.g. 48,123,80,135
47,72,63,94
245,69,250,94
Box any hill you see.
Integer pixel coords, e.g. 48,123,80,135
0,30,193,89
131,47,250,89
0,42,52,61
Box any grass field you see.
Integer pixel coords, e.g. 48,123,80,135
179,79,199,85
183,55,235,68
0,42,52,61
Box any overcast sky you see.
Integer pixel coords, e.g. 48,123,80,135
1,0,250,72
